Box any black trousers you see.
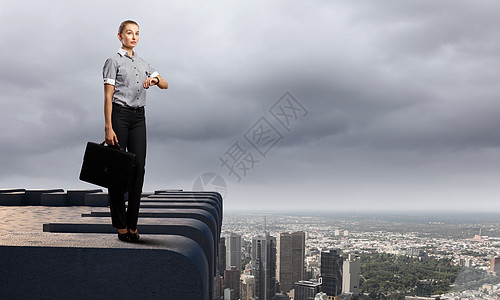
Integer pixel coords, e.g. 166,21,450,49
109,103,146,230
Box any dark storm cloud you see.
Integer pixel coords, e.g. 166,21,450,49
1,1,500,210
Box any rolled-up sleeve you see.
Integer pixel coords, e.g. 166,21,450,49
150,71,159,78
103,58,117,85
147,62,159,78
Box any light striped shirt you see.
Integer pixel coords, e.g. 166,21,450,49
103,48,159,108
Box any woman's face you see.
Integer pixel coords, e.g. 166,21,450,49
118,24,140,49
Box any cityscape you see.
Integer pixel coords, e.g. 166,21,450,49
216,211,500,300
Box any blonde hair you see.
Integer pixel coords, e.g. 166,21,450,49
118,20,139,34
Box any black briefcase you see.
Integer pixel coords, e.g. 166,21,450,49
79,141,136,193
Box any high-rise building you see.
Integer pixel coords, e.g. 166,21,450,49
214,274,223,300
294,281,322,300
406,248,427,258
464,258,472,268
490,257,500,272
224,288,236,300
320,249,342,298
240,274,255,300
342,254,360,294
219,236,227,276
277,231,305,293
252,233,277,300
227,233,242,271
224,266,241,300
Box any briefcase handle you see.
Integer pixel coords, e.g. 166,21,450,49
100,141,125,152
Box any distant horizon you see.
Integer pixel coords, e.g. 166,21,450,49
223,209,500,216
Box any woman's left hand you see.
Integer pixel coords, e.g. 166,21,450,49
143,77,158,89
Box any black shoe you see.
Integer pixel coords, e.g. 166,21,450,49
128,231,140,242
118,232,129,242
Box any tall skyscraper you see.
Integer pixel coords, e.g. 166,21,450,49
320,249,342,298
227,233,242,271
224,266,240,300
342,254,360,294
277,231,305,293
214,274,223,300
219,236,226,276
294,281,322,300
252,233,277,300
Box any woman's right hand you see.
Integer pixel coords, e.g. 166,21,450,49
105,128,118,145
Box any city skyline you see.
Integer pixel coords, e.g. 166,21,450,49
2,1,500,211
219,212,500,299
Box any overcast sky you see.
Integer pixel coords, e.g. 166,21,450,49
1,0,500,212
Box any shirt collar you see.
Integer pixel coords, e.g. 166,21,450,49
117,48,136,58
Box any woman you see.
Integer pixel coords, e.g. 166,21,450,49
102,20,168,242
